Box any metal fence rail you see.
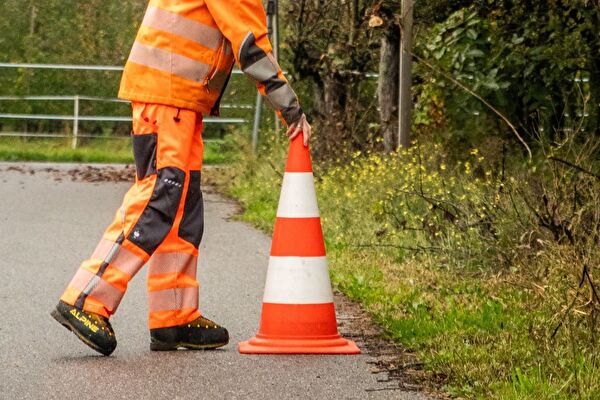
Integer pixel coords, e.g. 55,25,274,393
0,95,250,148
0,62,378,151
0,62,252,149
0,62,244,75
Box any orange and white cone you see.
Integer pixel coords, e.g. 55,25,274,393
238,133,360,354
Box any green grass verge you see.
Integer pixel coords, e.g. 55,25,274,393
0,137,231,164
208,132,600,400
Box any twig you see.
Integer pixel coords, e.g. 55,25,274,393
267,160,283,178
548,156,600,181
350,243,441,253
551,264,588,339
584,265,600,305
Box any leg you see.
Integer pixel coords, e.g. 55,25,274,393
60,102,197,318
147,116,229,350
146,115,205,330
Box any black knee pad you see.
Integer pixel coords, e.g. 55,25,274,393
128,167,185,255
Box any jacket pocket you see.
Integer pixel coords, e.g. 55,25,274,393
132,133,157,180
204,37,226,88
179,170,204,247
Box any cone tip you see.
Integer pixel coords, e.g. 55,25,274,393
285,133,312,173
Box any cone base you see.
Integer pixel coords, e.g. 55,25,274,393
238,335,361,355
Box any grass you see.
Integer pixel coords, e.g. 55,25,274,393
0,136,232,164
208,131,600,399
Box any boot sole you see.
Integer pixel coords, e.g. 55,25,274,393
50,308,113,356
150,338,228,351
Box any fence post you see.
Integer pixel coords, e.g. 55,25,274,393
272,0,281,133
72,95,79,149
398,0,413,149
252,93,263,153
251,0,277,153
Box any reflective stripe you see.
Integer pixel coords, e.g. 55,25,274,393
148,252,197,277
111,247,145,277
90,239,144,277
88,279,124,312
104,242,121,264
90,239,120,264
263,256,333,304
129,42,210,83
69,268,124,311
267,84,298,109
142,5,222,50
91,239,113,261
266,52,281,71
69,268,97,292
148,287,198,312
277,173,320,218
82,275,101,296
243,56,278,83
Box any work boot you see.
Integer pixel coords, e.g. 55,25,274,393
50,301,117,356
150,316,229,351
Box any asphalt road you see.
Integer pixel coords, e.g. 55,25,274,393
0,163,430,400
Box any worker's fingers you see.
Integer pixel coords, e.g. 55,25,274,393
286,122,297,137
286,114,310,143
290,123,302,140
303,120,312,146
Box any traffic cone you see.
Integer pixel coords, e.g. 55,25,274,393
238,133,360,354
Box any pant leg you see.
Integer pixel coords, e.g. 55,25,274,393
146,115,205,329
60,102,198,319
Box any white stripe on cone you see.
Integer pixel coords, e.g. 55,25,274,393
263,256,334,304
276,172,320,218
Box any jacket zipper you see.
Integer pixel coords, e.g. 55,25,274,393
203,38,226,93
210,64,234,117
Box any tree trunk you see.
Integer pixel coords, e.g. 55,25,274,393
312,73,349,158
378,24,400,152
589,57,600,134
586,29,600,135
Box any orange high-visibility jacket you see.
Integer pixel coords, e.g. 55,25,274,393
118,0,303,126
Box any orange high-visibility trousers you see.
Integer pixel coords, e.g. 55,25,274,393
60,102,205,329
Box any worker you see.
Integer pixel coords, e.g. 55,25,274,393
51,0,312,356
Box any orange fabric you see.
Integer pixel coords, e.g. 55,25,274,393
149,308,202,330
147,273,199,292
118,0,295,123
61,102,205,329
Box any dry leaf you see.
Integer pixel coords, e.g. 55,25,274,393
369,15,384,28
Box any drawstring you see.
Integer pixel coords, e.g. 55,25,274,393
173,108,181,123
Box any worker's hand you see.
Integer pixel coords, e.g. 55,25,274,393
286,113,312,146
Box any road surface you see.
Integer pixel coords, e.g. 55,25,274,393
0,163,431,400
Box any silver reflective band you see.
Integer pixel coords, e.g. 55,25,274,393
267,84,298,109
142,5,222,50
104,242,121,264
243,56,279,83
129,42,211,83
82,275,101,296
